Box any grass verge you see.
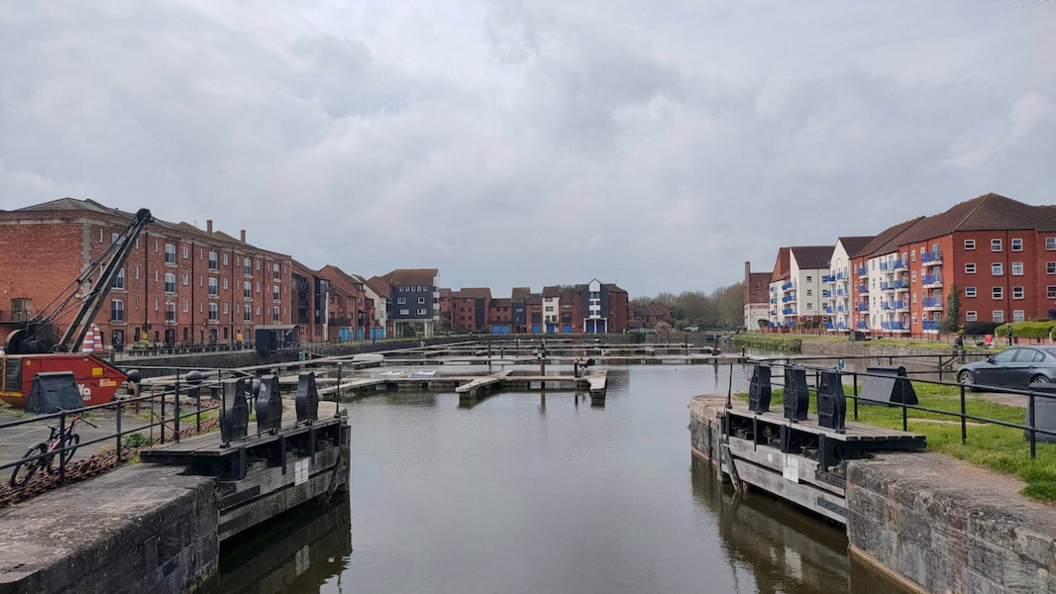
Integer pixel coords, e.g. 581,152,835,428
737,383,1056,502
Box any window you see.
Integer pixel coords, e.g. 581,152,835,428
992,287,1003,299
1049,286,1056,299
912,313,917,323
965,287,977,297
418,297,426,304
255,282,260,294
912,293,917,303
223,278,228,290
417,308,427,315
400,309,410,316
223,303,229,315
397,297,406,304
183,300,189,313
154,269,159,282
911,249,916,262
966,311,978,322
244,258,252,275
993,310,1005,323
134,297,139,310
210,303,219,321
1049,262,1056,274
208,252,218,270
244,281,252,299
273,285,280,302
272,307,280,323
223,254,229,266
991,239,1002,252
165,244,176,264
155,298,159,311
180,273,187,286
1048,237,1056,251
1012,262,1024,276
806,276,812,282
1013,286,1024,299
134,266,140,280
991,263,1002,276
911,271,916,282
110,299,124,322
112,268,125,290
1012,238,1023,252
992,348,1017,364
244,308,253,322
208,277,218,296
256,260,261,271
806,290,812,296
1014,310,1025,322
164,273,176,294
255,306,260,315
964,239,976,250
165,302,176,323
273,264,280,280
965,263,976,274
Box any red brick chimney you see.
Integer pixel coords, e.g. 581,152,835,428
240,229,246,243
207,220,213,233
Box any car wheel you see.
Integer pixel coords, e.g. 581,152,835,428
958,370,975,387
1031,375,1050,385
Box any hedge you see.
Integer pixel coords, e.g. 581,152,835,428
963,321,1002,336
994,321,1056,338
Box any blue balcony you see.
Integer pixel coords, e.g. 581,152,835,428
895,301,909,311
782,308,795,315
859,285,869,295
921,250,943,264
922,274,942,286
891,260,906,270
881,321,905,330
823,306,833,314
823,274,835,283
836,289,846,297
822,290,832,298
923,297,943,308
770,298,777,304
781,295,794,303
857,266,868,276
826,322,834,330
770,285,776,293
836,271,845,280
879,261,888,271
837,305,845,313
923,320,939,331
781,282,794,291
856,321,868,330
880,281,894,291
858,303,869,312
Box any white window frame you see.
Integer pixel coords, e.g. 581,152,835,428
991,238,1002,252
993,310,1004,323
1012,262,1024,276
1012,286,1025,300
966,311,977,322
1048,237,1056,251
991,263,1003,276
965,263,976,274
964,239,976,250
992,287,1004,299
965,287,977,298
1012,238,1023,252
1048,286,1056,300
111,299,125,322
416,308,427,315
1013,310,1025,322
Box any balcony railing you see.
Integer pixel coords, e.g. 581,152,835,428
922,274,942,286
880,281,894,291
856,267,867,276
836,271,846,280
921,250,943,264
770,298,776,304
922,320,939,331
822,290,832,298
836,288,846,297
858,285,869,294
881,321,905,330
823,275,835,283
895,301,909,311
781,295,794,303
858,303,868,312
856,321,868,330
923,297,944,309
823,306,833,314
782,308,795,315
781,282,794,291
891,260,906,270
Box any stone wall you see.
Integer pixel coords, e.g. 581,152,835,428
847,453,1056,594
0,465,217,594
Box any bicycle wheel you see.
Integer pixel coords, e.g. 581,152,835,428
43,434,79,475
10,443,47,488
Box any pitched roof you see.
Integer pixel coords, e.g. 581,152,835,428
365,277,392,298
527,293,542,305
511,287,531,301
452,287,491,299
542,286,561,298
377,269,438,286
854,217,925,258
603,283,626,293
838,236,875,257
899,193,1056,243
490,298,511,307
789,245,832,270
771,247,790,282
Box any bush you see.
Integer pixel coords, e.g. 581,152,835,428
994,321,1056,338
963,321,1002,336
122,432,153,449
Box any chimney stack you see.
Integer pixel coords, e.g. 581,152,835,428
207,220,213,233
744,261,751,283
240,229,246,243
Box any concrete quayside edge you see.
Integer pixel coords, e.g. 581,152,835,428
690,394,1056,594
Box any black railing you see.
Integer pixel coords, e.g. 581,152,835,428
734,359,1056,459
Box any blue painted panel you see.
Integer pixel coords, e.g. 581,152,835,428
501,326,510,334
533,325,541,334
562,325,572,334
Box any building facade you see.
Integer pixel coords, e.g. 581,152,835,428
371,269,440,337
767,246,832,328
743,262,771,331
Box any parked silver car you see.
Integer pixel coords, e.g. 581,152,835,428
957,346,1056,389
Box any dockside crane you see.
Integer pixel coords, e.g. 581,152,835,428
5,208,154,355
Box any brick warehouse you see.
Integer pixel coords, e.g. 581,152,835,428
0,198,294,349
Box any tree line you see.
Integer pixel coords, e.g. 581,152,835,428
630,281,745,331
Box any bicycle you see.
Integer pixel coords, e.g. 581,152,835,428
10,414,99,488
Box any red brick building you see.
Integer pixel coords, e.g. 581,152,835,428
450,287,491,332
319,265,375,342
630,302,672,329
0,198,292,349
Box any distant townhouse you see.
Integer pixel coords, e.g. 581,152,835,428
291,260,330,343
319,265,374,342
542,286,562,333
577,279,628,334
743,262,771,330
823,237,873,333
630,302,673,330
355,274,390,339
560,287,581,333
510,287,530,334
450,287,491,332
767,246,832,328
487,298,512,333
370,269,440,337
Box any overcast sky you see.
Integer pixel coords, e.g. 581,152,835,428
2,1,1054,296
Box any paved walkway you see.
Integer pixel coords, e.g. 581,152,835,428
0,407,154,469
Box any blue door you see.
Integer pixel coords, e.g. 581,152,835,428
502,326,510,334
546,324,554,334
562,325,572,334
533,325,541,334
491,326,500,334
339,329,349,341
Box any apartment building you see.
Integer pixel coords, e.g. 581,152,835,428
450,287,491,332
370,269,440,338
767,246,832,327
629,302,673,330
578,279,628,334
319,265,375,342
0,198,293,350
542,286,562,333
823,237,873,333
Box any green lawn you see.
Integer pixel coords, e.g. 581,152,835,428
737,384,1056,501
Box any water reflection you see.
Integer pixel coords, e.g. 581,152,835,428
203,495,352,594
690,457,903,594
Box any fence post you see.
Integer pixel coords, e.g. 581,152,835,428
902,400,908,432
336,362,343,418
160,385,166,445
174,367,181,442
853,372,859,421
938,356,944,382
960,384,967,444
116,401,122,467
58,411,66,486
1029,390,1037,460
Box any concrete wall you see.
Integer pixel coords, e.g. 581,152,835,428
847,452,1056,594
0,465,217,594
